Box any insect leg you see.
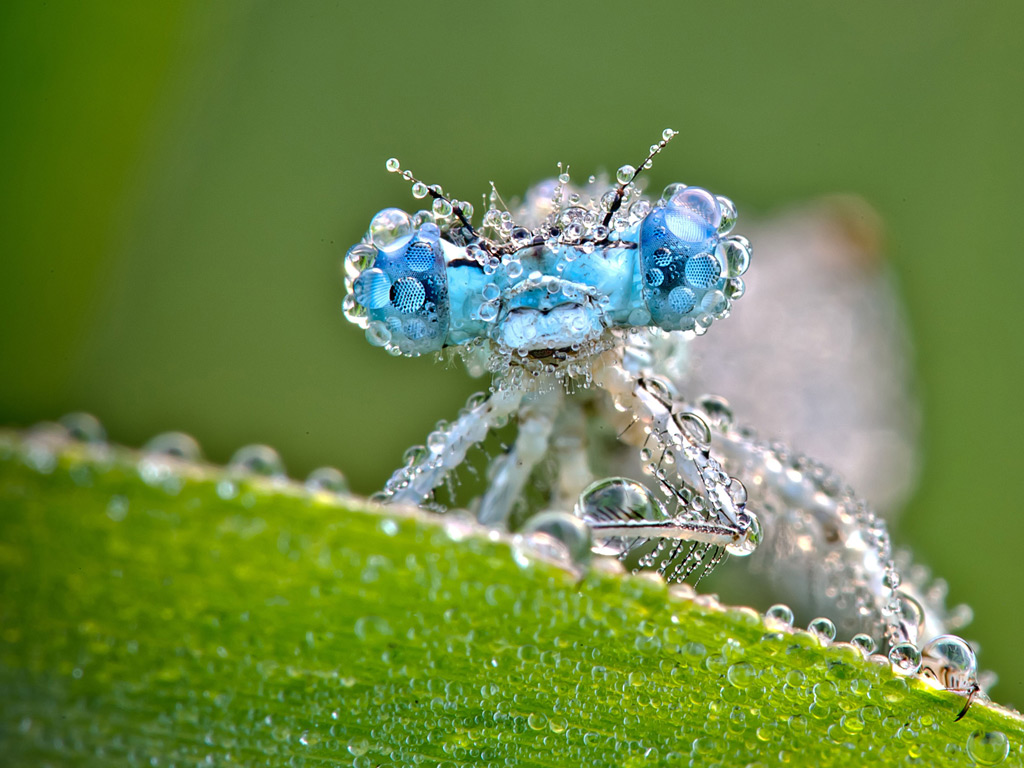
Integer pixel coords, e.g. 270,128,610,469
592,352,753,535
477,389,561,528
549,397,594,513
382,387,524,506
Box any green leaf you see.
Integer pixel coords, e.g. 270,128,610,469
1,430,1021,767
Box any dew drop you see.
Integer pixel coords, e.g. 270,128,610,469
616,165,635,185
726,662,756,689
922,634,977,685
765,604,794,627
725,511,761,557
966,731,1009,765
520,511,593,565
384,158,400,173
354,615,393,641
807,617,836,643
369,208,413,248
347,736,370,757
432,198,453,218
305,466,349,494
58,412,106,443
888,642,922,674
144,432,203,461
850,634,876,655
228,444,286,478
575,477,667,557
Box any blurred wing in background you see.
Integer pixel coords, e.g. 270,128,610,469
685,197,920,515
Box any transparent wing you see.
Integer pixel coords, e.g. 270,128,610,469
681,196,920,515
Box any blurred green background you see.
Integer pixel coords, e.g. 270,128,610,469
2,1,1022,705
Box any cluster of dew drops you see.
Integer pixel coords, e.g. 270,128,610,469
10,414,1017,764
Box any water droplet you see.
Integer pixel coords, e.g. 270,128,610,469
726,662,756,689
716,196,738,234
616,165,635,185
527,712,547,730
719,237,750,277
725,511,760,557
58,412,106,443
966,731,1009,765
228,444,286,478
575,477,667,556
765,604,794,627
807,617,836,642
893,591,926,643
812,680,838,703
366,319,392,347
432,198,453,218
411,182,428,199
369,208,412,248
347,736,370,757
840,713,864,735
520,511,593,565
143,432,203,461
851,634,876,655
305,467,349,494
106,495,129,522
354,615,392,641
922,634,977,681
888,642,922,675
673,411,711,448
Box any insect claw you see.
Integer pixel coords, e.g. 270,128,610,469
953,683,980,722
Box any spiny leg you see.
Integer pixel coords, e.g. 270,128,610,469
592,350,754,539
383,387,524,507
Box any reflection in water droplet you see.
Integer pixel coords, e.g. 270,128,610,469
850,634,876,655
966,731,1010,765
228,444,286,478
575,477,667,557
765,604,794,627
726,662,756,689
888,642,922,675
807,617,836,643
922,634,977,679
725,511,760,557
520,511,593,565
59,412,106,443
305,466,349,494
144,432,203,462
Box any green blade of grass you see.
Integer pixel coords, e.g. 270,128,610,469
1,430,1021,767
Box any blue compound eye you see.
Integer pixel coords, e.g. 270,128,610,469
638,187,726,330
351,221,450,355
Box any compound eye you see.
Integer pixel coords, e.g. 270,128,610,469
638,187,726,331
351,221,450,355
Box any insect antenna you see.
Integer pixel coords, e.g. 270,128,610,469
601,128,679,228
385,157,478,233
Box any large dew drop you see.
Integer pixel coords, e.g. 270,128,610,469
575,477,668,557
966,730,1010,765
